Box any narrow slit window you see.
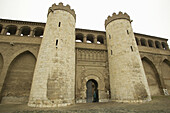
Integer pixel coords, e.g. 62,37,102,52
111,50,112,55
130,46,133,51
127,30,129,34
109,35,111,39
58,22,61,27
56,39,58,47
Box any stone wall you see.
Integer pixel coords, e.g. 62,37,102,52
0,18,170,105
28,9,76,107
139,49,170,95
0,35,40,104
75,48,109,103
105,17,151,102
1,51,36,104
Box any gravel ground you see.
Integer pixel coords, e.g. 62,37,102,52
0,96,170,113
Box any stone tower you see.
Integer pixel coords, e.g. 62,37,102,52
28,3,76,107
105,12,151,102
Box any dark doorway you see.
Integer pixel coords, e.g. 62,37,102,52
86,79,99,103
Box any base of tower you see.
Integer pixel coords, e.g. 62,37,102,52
28,98,75,108
111,98,152,103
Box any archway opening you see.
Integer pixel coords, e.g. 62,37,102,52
0,24,2,34
140,38,147,46
34,27,44,37
148,40,154,47
161,42,168,50
86,79,99,103
155,41,161,49
86,34,94,43
161,60,170,94
76,33,83,42
1,51,36,104
20,26,30,36
97,35,104,44
6,25,17,35
135,37,139,45
0,54,3,76
142,57,163,96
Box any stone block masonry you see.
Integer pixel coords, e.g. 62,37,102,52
28,3,76,107
105,12,151,102
0,2,169,108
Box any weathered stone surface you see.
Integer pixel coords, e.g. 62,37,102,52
28,5,76,107
0,2,169,108
105,15,151,102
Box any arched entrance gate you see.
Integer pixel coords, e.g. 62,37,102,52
86,79,99,103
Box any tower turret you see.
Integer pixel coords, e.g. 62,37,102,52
105,12,151,102
28,2,76,107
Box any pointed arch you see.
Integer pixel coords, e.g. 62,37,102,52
0,53,4,77
142,57,163,96
1,51,36,104
76,69,109,103
161,59,170,94
10,49,37,62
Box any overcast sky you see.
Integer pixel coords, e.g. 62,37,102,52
0,0,170,46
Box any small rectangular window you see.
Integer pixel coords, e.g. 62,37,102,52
111,50,112,55
56,39,58,47
130,46,133,51
58,22,61,27
127,30,129,34
109,35,111,39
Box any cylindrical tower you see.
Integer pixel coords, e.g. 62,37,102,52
28,3,76,107
105,12,151,102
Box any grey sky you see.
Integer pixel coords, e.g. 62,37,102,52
0,0,170,46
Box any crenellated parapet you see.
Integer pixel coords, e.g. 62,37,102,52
47,2,76,20
105,11,131,28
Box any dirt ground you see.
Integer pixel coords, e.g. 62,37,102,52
0,96,170,113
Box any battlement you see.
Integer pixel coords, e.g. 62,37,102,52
105,11,131,28
47,2,76,20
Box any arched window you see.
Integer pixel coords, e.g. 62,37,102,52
86,34,94,43
161,42,168,50
20,26,31,36
97,35,104,44
6,25,17,35
76,33,83,42
34,27,44,37
155,41,161,49
135,37,139,45
0,24,2,34
148,40,154,47
140,38,147,46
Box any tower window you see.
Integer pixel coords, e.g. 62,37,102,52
111,50,112,55
130,46,133,51
109,35,111,39
56,39,58,47
127,30,129,34
58,22,61,27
